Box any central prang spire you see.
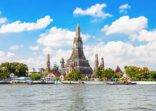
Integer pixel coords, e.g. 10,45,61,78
76,24,80,38
64,24,93,76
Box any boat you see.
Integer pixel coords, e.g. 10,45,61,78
84,81,106,85
0,80,10,84
38,76,55,84
61,81,84,84
10,77,33,85
106,81,136,85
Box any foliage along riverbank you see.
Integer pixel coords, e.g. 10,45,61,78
92,66,156,81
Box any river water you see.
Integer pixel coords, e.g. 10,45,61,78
0,84,155,111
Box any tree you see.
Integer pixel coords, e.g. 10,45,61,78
52,64,59,71
28,73,41,80
94,67,115,81
43,70,49,77
103,68,115,80
0,62,28,80
124,66,150,81
15,63,28,77
0,66,9,80
94,66,104,80
148,71,156,81
66,69,82,81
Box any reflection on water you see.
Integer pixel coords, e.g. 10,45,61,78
0,84,156,111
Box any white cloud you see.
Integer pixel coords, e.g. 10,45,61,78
6,52,15,58
32,52,37,55
84,41,156,70
0,51,45,69
132,30,156,42
9,44,23,51
37,27,89,48
0,11,7,24
102,16,147,35
73,3,112,18
102,16,156,42
29,45,39,51
0,17,7,24
119,4,131,14
0,51,15,62
18,50,70,69
0,16,52,33
20,56,45,69
43,47,52,55
0,51,5,58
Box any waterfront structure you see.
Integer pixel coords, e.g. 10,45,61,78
63,25,93,76
46,54,51,73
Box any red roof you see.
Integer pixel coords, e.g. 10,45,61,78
51,70,61,77
115,66,122,73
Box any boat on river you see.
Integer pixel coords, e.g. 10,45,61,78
61,81,84,84
106,81,136,85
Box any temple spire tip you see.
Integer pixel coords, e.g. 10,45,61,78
76,24,80,37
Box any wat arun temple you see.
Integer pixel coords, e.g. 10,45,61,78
61,25,93,76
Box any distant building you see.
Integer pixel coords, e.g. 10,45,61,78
93,54,105,75
115,66,122,76
47,70,61,79
100,57,104,68
44,54,62,79
46,54,51,73
63,25,93,77
94,54,99,69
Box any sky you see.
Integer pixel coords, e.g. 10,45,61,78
0,0,156,70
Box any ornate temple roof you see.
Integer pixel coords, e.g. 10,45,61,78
115,66,122,73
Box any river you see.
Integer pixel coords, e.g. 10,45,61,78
0,84,155,111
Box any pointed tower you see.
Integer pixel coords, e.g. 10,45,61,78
94,54,99,75
100,57,104,68
60,58,65,69
69,24,85,60
46,54,51,73
65,24,93,76
94,54,99,68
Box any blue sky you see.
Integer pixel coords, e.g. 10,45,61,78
0,0,156,70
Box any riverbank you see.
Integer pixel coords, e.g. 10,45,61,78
61,81,156,85
134,81,156,84
0,80,156,85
